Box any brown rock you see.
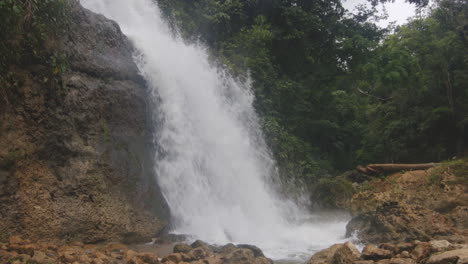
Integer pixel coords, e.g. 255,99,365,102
163,253,188,263
173,243,192,254
126,250,139,259
376,260,391,264
107,243,129,251
237,244,265,258
0,249,16,260
94,251,109,260
62,252,78,263
354,261,374,264
17,253,32,262
410,243,431,261
70,241,84,247
379,244,396,254
9,236,24,245
395,251,410,258
127,256,146,264
191,240,211,251
332,242,362,264
199,255,223,264
9,244,36,256
395,243,415,253
137,252,159,264
46,249,58,258
189,247,209,260
223,248,256,264
255,256,273,264
79,254,92,263
362,245,392,261
426,248,468,264
388,258,415,264
220,244,238,254
92,258,105,264
429,240,452,252
30,250,51,264
58,245,83,254
308,244,343,264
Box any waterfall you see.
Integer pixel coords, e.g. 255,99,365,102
80,0,348,260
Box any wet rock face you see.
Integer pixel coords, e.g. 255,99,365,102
64,1,142,82
0,1,168,243
346,202,457,244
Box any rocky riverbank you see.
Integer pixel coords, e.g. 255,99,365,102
308,240,468,264
344,162,467,244
0,236,272,264
307,161,468,264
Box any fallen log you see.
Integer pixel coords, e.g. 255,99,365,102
357,163,440,175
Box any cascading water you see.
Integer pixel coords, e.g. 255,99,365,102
80,0,349,261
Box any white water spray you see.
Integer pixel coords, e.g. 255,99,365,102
80,0,349,260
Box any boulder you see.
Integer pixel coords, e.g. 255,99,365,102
173,243,192,254
409,243,431,261
426,248,468,264
220,243,238,254
395,251,410,258
332,242,361,264
137,252,159,264
92,258,105,264
191,240,211,251
31,250,54,264
394,243,415,253
387,258,415,264
429,240,452,252
237,244,265,257
308,243,361,264
189,247,209,260
362,245,393,261
379,243,397,254
223,248,272,264
308,244,343,264
163,253,190,263
354,261,375,264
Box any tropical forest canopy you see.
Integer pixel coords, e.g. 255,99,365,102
156,0,467,193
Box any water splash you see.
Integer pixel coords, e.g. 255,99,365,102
80,0,349,260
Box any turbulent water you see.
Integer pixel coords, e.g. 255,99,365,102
81,0,349,261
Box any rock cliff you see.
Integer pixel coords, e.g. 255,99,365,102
0,1,168,243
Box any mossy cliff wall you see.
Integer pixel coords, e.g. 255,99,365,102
0,1,168,243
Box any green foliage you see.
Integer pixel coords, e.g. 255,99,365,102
355,1,468,163
430,158,468,185
449,159,468,184
311,177,356,208
0,0,70,74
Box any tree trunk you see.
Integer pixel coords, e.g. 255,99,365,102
357,163,440,175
